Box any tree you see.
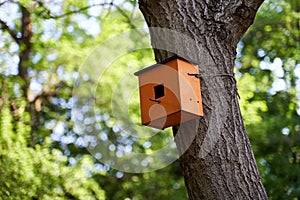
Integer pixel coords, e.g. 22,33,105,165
1,0,297,199
139,0,268,199
238,0,300,198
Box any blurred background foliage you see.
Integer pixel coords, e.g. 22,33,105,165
237,0,300,199
0,0,299,199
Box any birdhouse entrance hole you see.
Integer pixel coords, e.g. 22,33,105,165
154,84,164,99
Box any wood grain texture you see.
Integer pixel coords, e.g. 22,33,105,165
139,0,267,199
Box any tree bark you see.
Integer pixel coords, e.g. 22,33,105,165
139,0,268,199
19,6,36,147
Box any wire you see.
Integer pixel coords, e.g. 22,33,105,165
187,72,240,99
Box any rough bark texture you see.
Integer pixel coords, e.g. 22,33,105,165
139,0,268,199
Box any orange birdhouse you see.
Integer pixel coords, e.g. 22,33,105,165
134,55,203,129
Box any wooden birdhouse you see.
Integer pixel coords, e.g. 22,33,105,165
134,55,203,129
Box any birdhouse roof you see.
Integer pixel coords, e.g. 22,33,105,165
134,55,198,76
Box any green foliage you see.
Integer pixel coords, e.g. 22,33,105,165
97,162,187,200
1,0,299,199
0,77,105,199
238,0,300,199
1,1,187,199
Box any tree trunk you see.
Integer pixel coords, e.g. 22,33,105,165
19,6,36,147
139,0,268,199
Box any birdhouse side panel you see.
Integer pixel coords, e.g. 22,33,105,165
177,59,203,117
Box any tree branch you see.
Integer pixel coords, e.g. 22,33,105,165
230,0,264,44
36,1,140,34
38,2,114,19
114,4,137,30
0,1,7,7
245,0,264,11
0,18,20,44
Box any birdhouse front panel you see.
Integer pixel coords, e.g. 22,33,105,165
135,56,203,129
137,59,181,129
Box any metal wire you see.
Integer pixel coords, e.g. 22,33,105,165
187,72,240,99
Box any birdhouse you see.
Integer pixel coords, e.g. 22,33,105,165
134,55,203,129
